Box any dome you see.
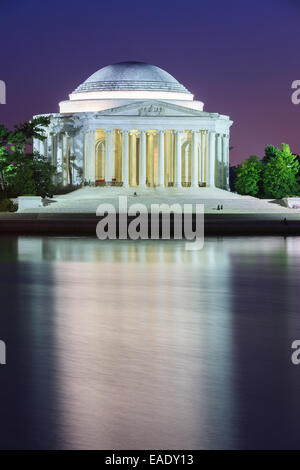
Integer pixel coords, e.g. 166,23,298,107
73,61,190,94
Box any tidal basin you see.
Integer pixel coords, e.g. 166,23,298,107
0,236,300,449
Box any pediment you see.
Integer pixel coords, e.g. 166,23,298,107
94,100,203,117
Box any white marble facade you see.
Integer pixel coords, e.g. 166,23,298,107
34,62,233,190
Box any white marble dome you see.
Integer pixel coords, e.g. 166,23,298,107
73,61,190,94
62,61,197,113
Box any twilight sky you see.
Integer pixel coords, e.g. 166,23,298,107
0,0,299,165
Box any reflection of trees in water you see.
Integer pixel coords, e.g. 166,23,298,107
0,246,58,448
0,236,19,262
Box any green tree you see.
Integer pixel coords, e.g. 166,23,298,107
0,116,55,197
262,143,300,199
234,155,263,196
262,145,280,163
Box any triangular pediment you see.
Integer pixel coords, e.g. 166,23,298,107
94,100,204,117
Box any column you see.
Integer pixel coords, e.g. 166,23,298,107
73,130,84,185
158,130,165,187
69,133,75,185
53,134,58,168
184,146,189,184
174,131,182,187
33,138,39,154
122,130,129,188
208,131,216,187
198,132,203,184
216,134,222,188
38,139,44,156
139,130,147,188
191,131,199,187
147,131,154,186
47,134,53,163
84,131,89,182
62,133,68,185
223,135,230,190
105,130,113,183
51,134,58,185
200,131,206,184
129,131,137,186
89,131,95,184
57,133,63,185
43,138,47,157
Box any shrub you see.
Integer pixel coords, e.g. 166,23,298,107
234,155,263,197
263,143,300,199
0,198,17,212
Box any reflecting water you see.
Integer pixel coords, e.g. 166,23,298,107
0,236,300,449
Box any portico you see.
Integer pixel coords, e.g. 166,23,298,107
84,127,228,189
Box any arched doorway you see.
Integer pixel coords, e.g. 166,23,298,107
95,139,106,184
182,140,191,187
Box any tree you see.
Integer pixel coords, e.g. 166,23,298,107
262,143,300,199
262,145,280,163
234,155,263,197
0,116,55,197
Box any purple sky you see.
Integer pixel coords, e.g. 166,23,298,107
0,0,299,165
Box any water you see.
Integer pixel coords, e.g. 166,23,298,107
0,236,300,449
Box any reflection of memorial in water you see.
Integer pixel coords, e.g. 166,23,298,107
7,235,300,448
15,236,236,448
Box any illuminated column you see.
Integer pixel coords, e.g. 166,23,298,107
174,131,182,187
84,132,88,181
62,133,67,185
191,131,199,187
200,131,206,184
57,133,63,185
208,131,216,187
62,133,66,184
83,131,89,183
63,132,68,184
105,129,113,183
158,130,165,187
198,132,202,183
68,133,75,185
53,134,58,169
43,138,47,157
33,138,39,154
38,139,44,156
49,134,57,184
185,146,189,184
129,131,137,187
47,134,53,163
122,130,129,188
223,135,230,190
139,130,147,188
89,131,95,184
217,134,222,188
111,130,116,182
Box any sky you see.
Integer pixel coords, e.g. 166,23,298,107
0,0,299,165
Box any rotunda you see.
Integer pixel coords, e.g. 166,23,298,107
34,61,232,189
